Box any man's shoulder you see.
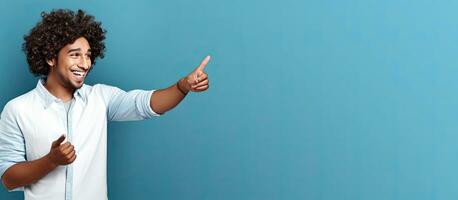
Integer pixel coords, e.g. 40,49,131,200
80,83,119,95
89,83,116,89
80,84,127,105
85,83,123,94
2,89,37,114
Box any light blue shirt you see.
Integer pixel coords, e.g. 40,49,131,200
0,79,160,200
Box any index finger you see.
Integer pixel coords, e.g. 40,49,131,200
196,55,211,72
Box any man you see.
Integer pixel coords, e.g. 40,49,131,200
0,9,210,200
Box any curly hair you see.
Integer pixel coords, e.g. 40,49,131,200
23,9,106,77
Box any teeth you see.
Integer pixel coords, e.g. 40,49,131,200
73,71,85,77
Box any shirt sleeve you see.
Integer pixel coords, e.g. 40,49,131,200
0,102,26,191
98,84,161,121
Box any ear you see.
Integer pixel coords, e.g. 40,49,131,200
46,58,56,67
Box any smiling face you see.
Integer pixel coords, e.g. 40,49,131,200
47,37,92,90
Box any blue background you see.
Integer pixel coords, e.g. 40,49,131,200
1,0,458,199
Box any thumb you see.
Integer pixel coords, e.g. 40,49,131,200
52,134,66,148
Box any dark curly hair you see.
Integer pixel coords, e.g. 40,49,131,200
23,9,106,77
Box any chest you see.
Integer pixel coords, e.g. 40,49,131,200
18,97,107,160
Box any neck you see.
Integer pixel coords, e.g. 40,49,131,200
44,75,75,102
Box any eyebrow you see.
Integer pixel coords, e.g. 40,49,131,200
67,48,92,54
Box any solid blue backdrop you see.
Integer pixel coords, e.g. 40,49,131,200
2,0,458,199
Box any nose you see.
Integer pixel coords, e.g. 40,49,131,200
79,56,90,70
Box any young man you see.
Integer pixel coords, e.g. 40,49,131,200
0,9,210,200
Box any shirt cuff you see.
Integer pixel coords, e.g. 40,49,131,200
143,90,161,118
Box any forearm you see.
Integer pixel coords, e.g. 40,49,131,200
150,55,211,114
2,154,57,190
150,78,188,114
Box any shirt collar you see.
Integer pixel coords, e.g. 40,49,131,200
36,79,87,109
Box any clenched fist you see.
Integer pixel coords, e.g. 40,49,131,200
47,135,77,166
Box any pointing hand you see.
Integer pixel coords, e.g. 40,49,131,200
178,55,211,93
47,134,77,166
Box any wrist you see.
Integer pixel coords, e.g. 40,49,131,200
176,78,189,95
45,153,58,169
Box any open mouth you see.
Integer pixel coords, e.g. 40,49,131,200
71,70,86,78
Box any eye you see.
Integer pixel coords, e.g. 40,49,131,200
70,53,80,58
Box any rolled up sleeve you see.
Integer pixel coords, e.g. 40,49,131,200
0,102,26,191
98,84,161,121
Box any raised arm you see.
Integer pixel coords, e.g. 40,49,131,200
150,55,211,114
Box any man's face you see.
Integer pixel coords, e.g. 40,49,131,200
48,37,92,90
